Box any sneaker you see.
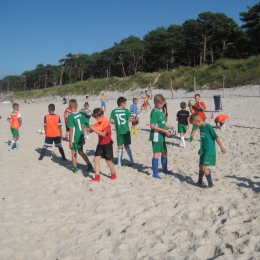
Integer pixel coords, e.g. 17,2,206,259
111,173,117,180
89,175,100,182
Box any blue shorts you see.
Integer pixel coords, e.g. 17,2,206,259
101,101,106,107
44,137,62,147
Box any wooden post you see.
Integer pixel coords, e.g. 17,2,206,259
150,82,153,99
194,76,196,95
170,78,174,99
223,74,225,98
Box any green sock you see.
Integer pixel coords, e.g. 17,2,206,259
73,167,78,173
189,136,194,142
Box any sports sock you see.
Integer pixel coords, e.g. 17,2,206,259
189,136,193,142
58,147,66,160
125,146,134,163
161,156,169,173
181,136,185,147
206,173,213,187
134,125,138,134
16,141,20,149
39,148,47,160
197,170,204,185
152,158,162,179
73,167,78,173
9,140,15,151
118,150,123,166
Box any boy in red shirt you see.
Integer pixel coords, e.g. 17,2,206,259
89,108,116,182
64,106,72,141
189,94,206,142
7,103,22,151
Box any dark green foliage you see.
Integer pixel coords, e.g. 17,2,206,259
1,5,260,94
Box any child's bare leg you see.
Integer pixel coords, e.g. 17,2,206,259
89,156,101,182
106,160,116,174
93,156,101,175
78,150,90,164
71,150,78,172
189,129,196,142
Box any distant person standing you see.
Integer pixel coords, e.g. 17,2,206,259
176,102,190,148
100,93,108,112
189,94,206,142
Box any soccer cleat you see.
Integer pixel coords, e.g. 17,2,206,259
86,163,94,172
89,175,100,182
111,173,117,180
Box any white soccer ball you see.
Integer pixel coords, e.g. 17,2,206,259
37,129,45,134
166,127,176,138
188,99,196,107
86,109,92,118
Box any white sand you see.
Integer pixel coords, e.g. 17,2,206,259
0,86,260,259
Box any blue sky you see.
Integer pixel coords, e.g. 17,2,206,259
0,0,258,79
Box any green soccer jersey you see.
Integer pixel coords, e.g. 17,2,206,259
110,107,131,134
200,123,218,156
68,112,85,143
80,108,90,126
149,108,166,142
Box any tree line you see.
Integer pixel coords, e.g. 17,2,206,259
1,3,260,92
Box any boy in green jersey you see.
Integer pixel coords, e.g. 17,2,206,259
109,97,138,166
190,114,226,188
68,99,93,173
149,94,172,179
79,102,91,140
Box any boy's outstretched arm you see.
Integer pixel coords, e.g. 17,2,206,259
19,118,22,127
216,138,226,154
90,125,107,137
7,117,11,124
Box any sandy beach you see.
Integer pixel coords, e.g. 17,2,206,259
0,85,260,259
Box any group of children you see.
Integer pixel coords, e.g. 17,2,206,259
7,92,227,187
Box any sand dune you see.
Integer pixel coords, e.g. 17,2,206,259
0,86,260,259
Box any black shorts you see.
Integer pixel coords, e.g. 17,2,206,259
44,137,62,147
66,125,70,132
95,142,113,160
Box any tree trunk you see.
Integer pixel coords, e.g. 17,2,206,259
210,46,214,63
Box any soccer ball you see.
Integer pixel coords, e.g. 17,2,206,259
188,99,196,107
86,109,92,118
166,127,176,138
37,129,45,134
131,112,138,119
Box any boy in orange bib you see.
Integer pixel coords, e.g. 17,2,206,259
7,103,22,151
215,114,229,130
38,104,67,161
